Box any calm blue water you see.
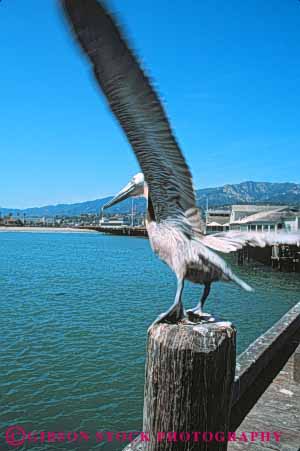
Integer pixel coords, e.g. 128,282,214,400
0,231,299,450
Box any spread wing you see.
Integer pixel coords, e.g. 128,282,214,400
202,231,300,253
61,0,204,234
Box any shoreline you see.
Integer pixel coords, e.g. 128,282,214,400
0,226,96,233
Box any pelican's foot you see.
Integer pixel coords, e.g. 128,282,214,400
149,303,186,331
186,308,214,322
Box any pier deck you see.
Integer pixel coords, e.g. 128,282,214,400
79,225,148,237
229,347,300,451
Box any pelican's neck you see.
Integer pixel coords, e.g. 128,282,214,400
142,182,155,224
147,201,156,224
142,182,147,199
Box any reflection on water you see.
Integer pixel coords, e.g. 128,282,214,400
0,232,299,450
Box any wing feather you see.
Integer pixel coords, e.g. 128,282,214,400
202,231,300,253
61,0,203,233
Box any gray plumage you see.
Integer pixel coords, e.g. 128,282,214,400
61,0,300,324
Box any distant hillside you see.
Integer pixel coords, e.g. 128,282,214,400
0,197,146,217
1,181,299,217
196,181,300,208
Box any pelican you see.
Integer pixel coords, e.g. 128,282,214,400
61,0,300,324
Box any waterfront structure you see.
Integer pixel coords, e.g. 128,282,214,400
232,207,300,271
205,205,300,234
205,205,300,235
26,216,56,226
206,208,231,233
230,206,300,233
99,217,129,227
229,204,286,223
0,215,23,226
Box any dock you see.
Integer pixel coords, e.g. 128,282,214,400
237,244,300,272
229,347,300,451
77,225,148,237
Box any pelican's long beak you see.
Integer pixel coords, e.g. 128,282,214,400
102,181,136,210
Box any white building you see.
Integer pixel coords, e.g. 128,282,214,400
25,216,56,226
230,206,300,233
99,217,129,227
205,209,231,234
229,205,285,223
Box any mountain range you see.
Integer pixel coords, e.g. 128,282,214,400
1,181,300,217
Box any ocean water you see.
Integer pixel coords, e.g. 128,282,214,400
0,231,299,450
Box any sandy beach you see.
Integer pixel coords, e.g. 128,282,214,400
0,226,95,233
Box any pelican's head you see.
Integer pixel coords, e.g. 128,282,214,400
102,173,147,210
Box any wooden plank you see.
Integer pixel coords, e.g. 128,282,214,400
229,351,300,451
293,345,300,383
231,302,300,430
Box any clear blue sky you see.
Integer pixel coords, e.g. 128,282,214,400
1,0,300,208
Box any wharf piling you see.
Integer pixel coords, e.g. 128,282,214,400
237,244,300,272
123,302,300,451
78,225,148,237
143,320,236,451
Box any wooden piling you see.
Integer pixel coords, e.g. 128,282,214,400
141,320,236,451
124,302,300,451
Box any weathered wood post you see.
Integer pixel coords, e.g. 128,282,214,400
294,345,300,383
141,319,236,451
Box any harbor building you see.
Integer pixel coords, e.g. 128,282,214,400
205,209,231,234
0,215,23,226
99,217,130,227
229,205,286,223
230,206,300,233
231,206,300,271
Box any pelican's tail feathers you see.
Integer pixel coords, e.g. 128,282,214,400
193,237,254,293
230,272,254,292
